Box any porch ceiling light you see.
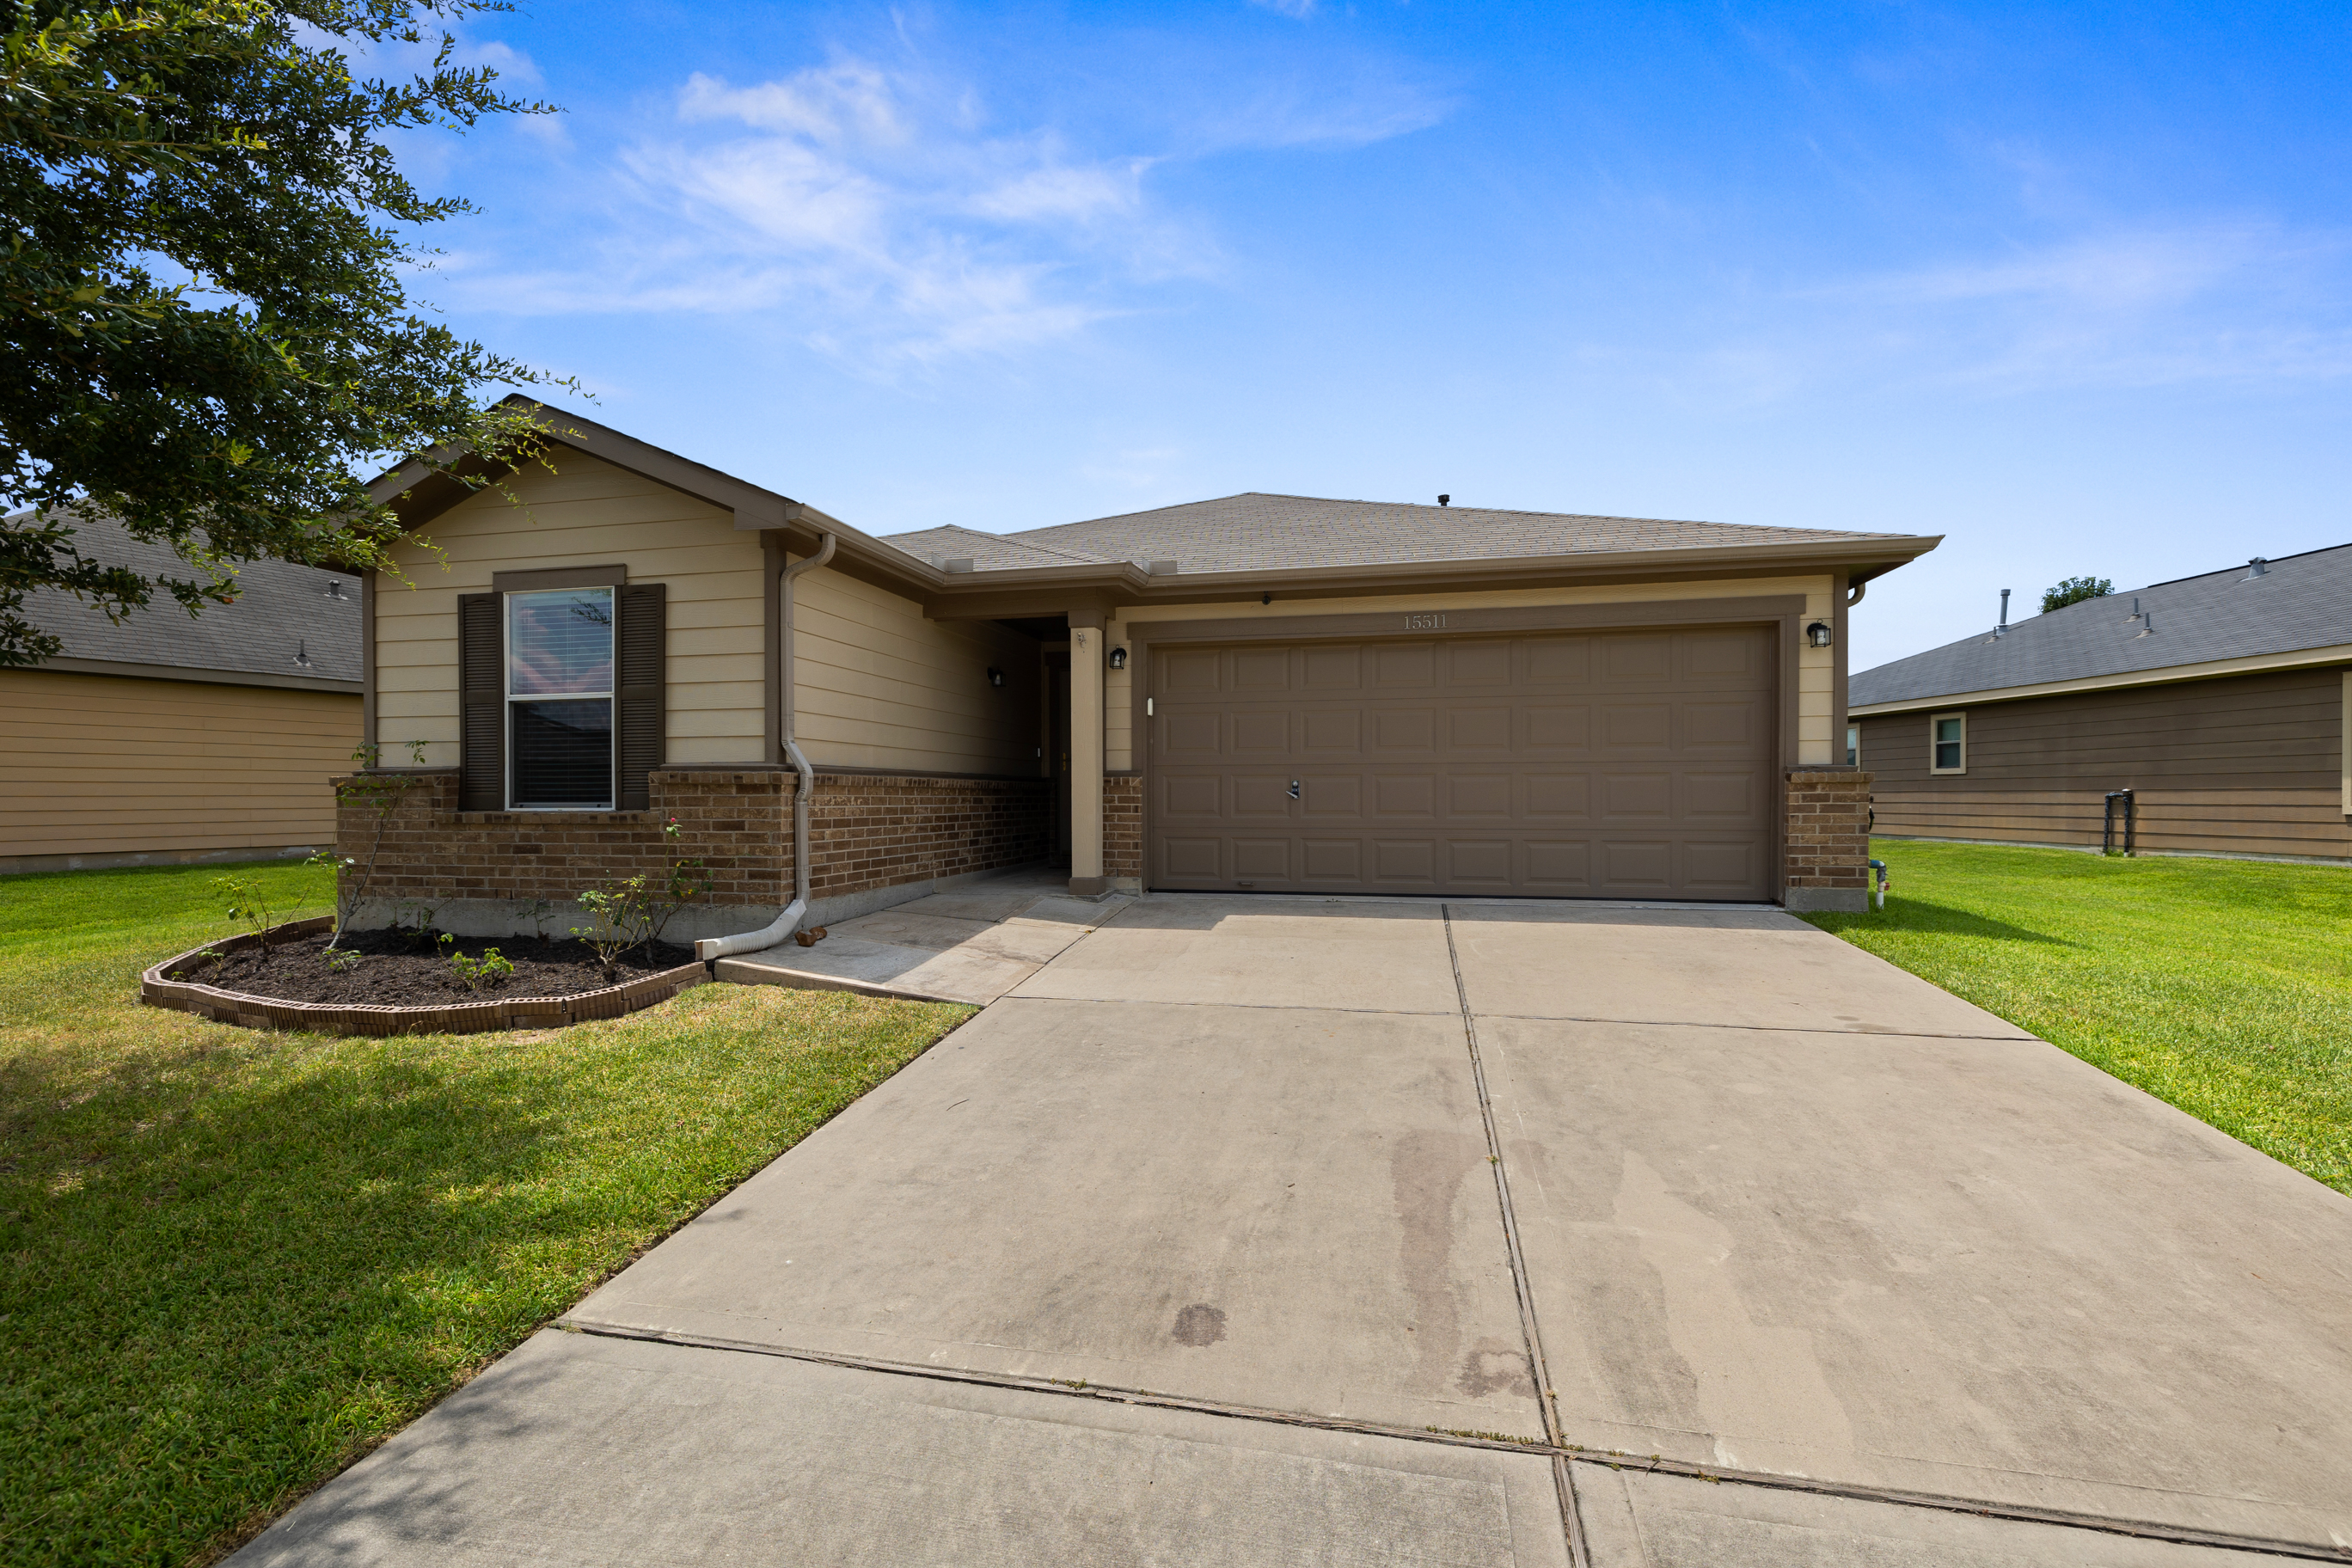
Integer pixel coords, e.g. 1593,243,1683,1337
987,667,1006,688
1108,646,1128,670
1806,621,1834,648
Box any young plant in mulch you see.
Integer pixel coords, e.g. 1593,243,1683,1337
640,818,714,956
446,945,516,994
572,819,715,983
572,879,650,984
212,876,281,953
310,739,430,951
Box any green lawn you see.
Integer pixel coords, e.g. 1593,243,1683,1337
1804,839,2352,1198
0,860,974,1567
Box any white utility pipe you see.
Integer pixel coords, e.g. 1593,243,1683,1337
697,532,837,961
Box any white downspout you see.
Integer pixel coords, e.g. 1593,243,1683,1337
697,532,836,961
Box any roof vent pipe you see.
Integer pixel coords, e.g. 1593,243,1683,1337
2137,609,2156,638
1437,494,1449,506
2247,557,2269,579
698,531,838,962
1994,587,2010,638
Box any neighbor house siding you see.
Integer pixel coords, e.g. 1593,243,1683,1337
1102,574,1839,771
1859,665,2352,861
793,567,1043,775
373,453,767,769
0,669,357,869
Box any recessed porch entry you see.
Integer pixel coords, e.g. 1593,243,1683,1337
1148,624,1778,900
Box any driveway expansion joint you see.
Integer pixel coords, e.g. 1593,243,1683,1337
552,1319,2352,1564
1441,903,1589,1566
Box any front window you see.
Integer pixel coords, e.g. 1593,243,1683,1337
508,588,614,808
1931,712,1966,774
1846,724,1859,768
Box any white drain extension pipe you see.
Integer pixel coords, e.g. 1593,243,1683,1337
697,531,836,961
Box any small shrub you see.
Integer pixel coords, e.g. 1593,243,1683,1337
447,946,515,994
573,878,651,983
212,876,279,952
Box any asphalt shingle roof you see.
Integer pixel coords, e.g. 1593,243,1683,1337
16,511,362,683
882,493,1914,574
1851,543,2352,708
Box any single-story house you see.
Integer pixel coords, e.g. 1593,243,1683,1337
1850,543,2352,862
1,511,361,875
343,401,1934,940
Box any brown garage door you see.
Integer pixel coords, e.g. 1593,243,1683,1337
1148,624,1777,899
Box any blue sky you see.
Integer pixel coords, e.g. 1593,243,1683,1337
389,1,2352,670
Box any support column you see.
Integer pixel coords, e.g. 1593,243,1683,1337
1068,612,1107,896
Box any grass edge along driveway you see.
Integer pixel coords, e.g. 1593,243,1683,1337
1803,838,2352,1201
0,859,975,1568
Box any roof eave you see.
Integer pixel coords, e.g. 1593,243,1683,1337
921,532,1941,617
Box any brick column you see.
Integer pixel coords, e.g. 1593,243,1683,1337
1102,775,1142,888
1783,767,1872,912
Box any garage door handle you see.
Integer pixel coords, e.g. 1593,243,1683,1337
1289,780,1301,799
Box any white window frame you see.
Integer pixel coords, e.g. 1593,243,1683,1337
505,587,616,812
1846,723,1860,769
1930,710,1967,775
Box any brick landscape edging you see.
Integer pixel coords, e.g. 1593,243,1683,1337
139,916,710,1037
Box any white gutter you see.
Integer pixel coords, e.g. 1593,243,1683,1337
696,532,836,961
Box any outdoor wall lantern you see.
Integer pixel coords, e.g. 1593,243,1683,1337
987,667,1006,688
1806,621,1834,649
1108,646,1129,670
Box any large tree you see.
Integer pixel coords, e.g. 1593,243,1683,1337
0,0,567,665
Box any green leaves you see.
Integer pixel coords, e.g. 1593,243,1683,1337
2040,575,2114,614
1,0,573,665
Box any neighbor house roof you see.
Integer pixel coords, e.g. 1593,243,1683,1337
1850,542,2352,714
885,493,1908,575
15,510,362,692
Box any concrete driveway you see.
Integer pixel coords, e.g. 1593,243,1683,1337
233,892,2352,1566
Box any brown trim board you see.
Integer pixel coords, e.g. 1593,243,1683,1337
362,568,377,749
1123,595,1804,900
491,564,627,592
31,655,364,697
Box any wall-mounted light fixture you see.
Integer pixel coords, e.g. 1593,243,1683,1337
986,667,1005,688
1107,646,1128,670
1805,621,1834,649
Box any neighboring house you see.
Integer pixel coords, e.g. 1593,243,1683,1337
1850,545,2352,862
342,401,1935,936
1,511,362,874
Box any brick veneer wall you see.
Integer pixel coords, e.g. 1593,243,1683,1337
806,772,1051,902
1103,775,1142,884
1783,767,1872,912
335,767,1049,925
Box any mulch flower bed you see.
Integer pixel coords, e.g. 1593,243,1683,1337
193,928,697,1006
141,916,712,1036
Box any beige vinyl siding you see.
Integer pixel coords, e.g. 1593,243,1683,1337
374,454,766,767
1103,574,1837,771
1860,666,2352,861
0,669,357,861
795,567,1042,775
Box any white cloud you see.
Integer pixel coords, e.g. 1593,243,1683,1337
1249,0,1320,17
1631,224,2352,407
439,56,1227,371
428,40,1449,371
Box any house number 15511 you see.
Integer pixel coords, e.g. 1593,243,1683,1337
1405,612,1448,630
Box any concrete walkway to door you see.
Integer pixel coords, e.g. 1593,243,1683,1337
231,894,2352,1566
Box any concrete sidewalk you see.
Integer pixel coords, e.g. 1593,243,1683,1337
232,894,2352,1566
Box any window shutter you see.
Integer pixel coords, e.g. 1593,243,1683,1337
616,583,666,811
458,592,504,810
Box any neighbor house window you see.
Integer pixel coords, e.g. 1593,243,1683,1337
507,587,615,808
1930,711,1966,775
1846,724,1860,768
